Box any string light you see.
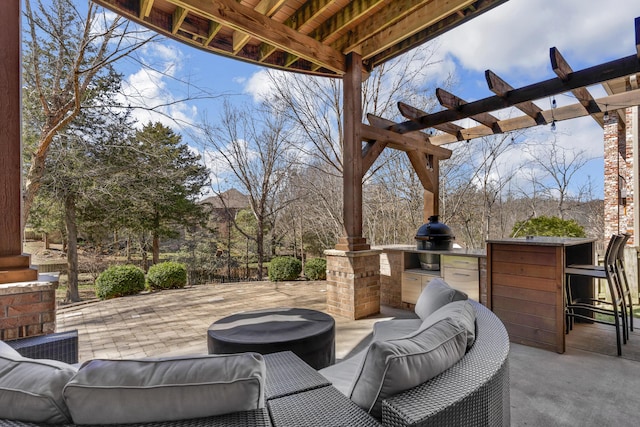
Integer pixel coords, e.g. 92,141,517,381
551,97,557,109
550,120,556,132
603,104,609,121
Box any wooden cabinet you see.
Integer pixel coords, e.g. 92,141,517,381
442,256,479,301
401,270,437,304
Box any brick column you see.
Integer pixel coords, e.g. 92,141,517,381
325,249,381,320
0,282,56,340
379,249,402,308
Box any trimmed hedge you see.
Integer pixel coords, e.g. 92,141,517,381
95,265,146,300
268,257,302,282
304,258,327,280
147,261,188,290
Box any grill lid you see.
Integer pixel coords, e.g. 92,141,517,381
415,215,454,240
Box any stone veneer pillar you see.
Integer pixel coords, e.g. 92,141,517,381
325,249,381,320
604,108,637,242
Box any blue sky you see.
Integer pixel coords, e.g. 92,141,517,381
103,0,640,198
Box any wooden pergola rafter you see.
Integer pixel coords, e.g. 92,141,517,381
369,17,640,145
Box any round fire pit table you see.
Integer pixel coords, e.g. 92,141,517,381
207,308,335,369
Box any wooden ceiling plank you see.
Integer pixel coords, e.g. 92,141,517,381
139,0,155,19
362,120,452,158
172,6,189,35
356,0,477,58
388,52,640,133
551,47,601,115
168,0,345,74
310,0,386,44
429,88,640,145
398,102,464,139
258,0,334,63
232,0,287,55
436,88,501,130
485,69,546,124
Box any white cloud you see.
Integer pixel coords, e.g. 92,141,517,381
437,0,640,80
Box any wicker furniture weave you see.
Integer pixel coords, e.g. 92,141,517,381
263,349,331,399
5,330,78,364
381,301,510,426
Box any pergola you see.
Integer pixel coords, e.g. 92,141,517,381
2,1,640,318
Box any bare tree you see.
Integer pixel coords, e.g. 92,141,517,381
524,136,591,219
22,0,155,225
201,102,296,279
264,44,454,247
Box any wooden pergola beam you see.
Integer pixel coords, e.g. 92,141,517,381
389,52,640,133
436,88,501,130
485,70,547,125
428,88,640,145
398,102,465,140
551,47,603,126
362,120,452,158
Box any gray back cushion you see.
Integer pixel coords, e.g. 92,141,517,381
0,341,77,424
418,300,477,350
414,277,467,320
348,300,476,419
63,352,266,425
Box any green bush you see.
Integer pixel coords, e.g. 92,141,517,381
511,216,586,238
95,265,146,300
304,258,327,280
268,257,302,282
147,261,187,290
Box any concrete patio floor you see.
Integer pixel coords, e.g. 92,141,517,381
57,281,639,427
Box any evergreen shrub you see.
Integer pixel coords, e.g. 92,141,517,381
511,215,586,238
147,261,188,290
268,257,302,281
304,258,327,280
95,265,145,300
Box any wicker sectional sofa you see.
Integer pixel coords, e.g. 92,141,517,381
1,282,509,427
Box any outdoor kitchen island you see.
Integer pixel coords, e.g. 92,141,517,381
486,237,595,354
377,246,487,309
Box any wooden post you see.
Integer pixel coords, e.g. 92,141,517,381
336,52,369,251
0,0,37,284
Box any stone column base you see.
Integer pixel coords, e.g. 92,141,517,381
324,249,381,320
0,281,56,340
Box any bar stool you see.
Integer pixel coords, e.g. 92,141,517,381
566,233,633,335
565,234,627,355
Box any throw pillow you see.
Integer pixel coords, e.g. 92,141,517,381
418,299,477,350
0,344,77,424
63,352,266,425
414,277,467,320
348,317,468,419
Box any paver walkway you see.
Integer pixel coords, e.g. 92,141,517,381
56,281,404,362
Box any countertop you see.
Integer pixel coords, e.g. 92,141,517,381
375,245,486,258
486,236,595,246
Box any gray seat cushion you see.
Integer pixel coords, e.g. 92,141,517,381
318,349,367,395
63,352,266,425
0,340,77,424
414,277,468,320
372,318,422,342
